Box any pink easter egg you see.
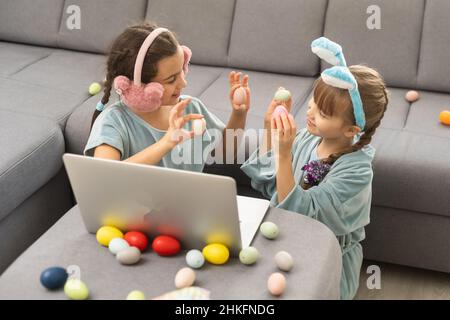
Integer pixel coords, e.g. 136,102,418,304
405,90,419,102
233,87,247,105
267,272,286,296
272,105,289,119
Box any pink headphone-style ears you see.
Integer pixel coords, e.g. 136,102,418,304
113,28,192,113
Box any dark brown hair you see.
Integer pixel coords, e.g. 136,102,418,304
91,22,180,128
302,64,389,189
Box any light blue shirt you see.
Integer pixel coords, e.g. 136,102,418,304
84,95,226,172
241,128,376,300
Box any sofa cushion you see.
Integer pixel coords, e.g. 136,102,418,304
0,78,85,127
0,110,65,222
57,0,147,54
228,0,327,76
417,0,450,93
323,0,424,88
0,0,63,47
9,49,106,94
146,0,235,66
0,42,54,77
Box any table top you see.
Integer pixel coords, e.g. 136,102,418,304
0,205,342,300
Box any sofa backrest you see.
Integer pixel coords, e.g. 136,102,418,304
1,0,450,92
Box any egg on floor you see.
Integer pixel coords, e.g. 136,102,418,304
124,231,148,252
108,237,130,255
239,246,259,265
174,267,196,289
439,110,450,126
126,290,146,300
152,235,181,256
275,251,294,272
96,226,123,247
405,90,419,102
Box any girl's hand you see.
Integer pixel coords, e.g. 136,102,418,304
264,87,292,127
271,113,297,158
229,71,250,113
162,98,204,149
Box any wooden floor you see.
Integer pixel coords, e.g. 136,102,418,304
355,260,450,299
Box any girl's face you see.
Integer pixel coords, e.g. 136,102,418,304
152,46,188,106
306,98,360,140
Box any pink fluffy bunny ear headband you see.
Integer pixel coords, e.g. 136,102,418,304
97,28,192,113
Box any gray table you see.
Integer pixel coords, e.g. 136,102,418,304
0,205,342,299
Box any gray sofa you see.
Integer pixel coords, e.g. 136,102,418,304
1,0,449,275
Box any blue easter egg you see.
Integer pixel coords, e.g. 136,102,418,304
40,267,68,290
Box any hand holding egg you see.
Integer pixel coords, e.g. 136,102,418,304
230,71,250,112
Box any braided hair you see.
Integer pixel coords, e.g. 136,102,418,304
301,65,388,190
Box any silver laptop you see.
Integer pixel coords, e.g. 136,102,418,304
62,154,270,255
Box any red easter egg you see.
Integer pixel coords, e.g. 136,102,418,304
152,235,181,256
124,231,148,252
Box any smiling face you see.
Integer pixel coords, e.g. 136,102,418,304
306,78,361,140
151,46,187,106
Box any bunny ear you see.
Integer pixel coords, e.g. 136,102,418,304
113,76,132,95
321,66,356,90
311,37,346,67
181,45,192,75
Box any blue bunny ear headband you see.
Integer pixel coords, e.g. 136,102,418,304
311,37,365,131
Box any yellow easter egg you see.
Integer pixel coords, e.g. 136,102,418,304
96,226,123,247
202,243,229,265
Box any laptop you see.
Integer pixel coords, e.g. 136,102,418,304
62,154,270,255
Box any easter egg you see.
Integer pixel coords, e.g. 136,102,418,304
233,87,247,105
192,118,206,136
274,88,291,102
124,231,148,252
272,105,289,119
40,267,68,290
405,90,419,102
239,246,259,265
116,246,141,265
202,243,229,265
174,267,196,289
64,279,89,300
88,82,102,95
108,237,130,255
275,251,294,272
439,110,450,126
152,235,181,256
260,221,279,240
186,249,205,269
126,290,146,300
267,272,286,296
96,226,123,247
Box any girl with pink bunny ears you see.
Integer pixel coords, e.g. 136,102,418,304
84,22,250,172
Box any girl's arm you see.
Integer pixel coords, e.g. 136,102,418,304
271,113,297,203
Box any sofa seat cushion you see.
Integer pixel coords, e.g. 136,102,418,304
0,110,65,222
0,42,54,77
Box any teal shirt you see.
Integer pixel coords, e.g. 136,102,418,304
241,128,375,300
84,95,226,172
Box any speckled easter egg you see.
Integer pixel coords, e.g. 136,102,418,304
40,267,68,290
239,246,259,265
405,90,419,102
96,226,123,247
174,267,196,289
275,251,294,272
233,87,247,105
116,246,141,265
267,272,286,296
202,243,229,265
108,237,130,255
186,249,205,269
64,279,89,300
260,221,279,240
126,290,146,300
274,88,291,102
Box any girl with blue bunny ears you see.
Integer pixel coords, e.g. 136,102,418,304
241,37,388,299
